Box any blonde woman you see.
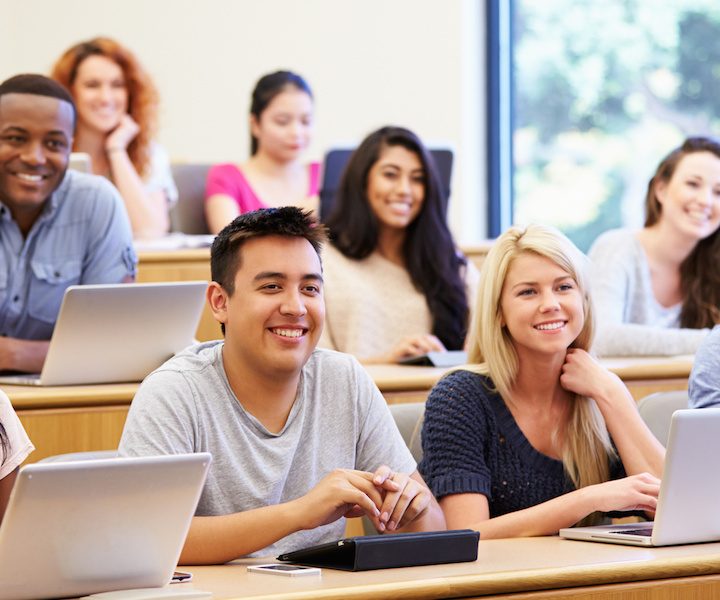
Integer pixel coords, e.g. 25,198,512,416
418,224,665,537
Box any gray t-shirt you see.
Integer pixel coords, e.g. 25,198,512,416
689,325,720,409
588,228,708,356
119,341,415,557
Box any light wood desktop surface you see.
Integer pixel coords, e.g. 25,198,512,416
173,537,720,599
135,243,494,343
365,355,693,404
2,355,691,463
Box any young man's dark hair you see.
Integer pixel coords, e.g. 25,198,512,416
210,207,327,335
0,73,77,126
211,207,327,294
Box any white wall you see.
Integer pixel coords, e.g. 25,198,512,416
0,0,487,241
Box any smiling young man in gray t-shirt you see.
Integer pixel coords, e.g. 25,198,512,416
119,207,444,563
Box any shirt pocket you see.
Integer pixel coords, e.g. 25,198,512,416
27,259,82,324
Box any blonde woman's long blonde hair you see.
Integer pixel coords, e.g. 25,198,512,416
466,224,615,491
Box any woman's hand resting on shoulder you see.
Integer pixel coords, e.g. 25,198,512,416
106,114,141,153
560,348,625,404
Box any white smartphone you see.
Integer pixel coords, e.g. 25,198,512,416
247,564,321,577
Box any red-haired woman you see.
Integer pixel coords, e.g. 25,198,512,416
52,37,177,239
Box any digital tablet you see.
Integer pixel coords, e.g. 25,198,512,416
277,529,479,571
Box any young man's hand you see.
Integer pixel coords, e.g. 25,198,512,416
291,469,393,530
371,465,432,531
290,467,434,533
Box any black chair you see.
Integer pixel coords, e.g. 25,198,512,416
318,148,453,222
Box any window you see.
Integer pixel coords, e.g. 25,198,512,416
490,0,720,251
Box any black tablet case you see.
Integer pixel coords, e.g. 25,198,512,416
276,529,480,571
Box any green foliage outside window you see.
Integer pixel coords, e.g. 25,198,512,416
513,1,720,251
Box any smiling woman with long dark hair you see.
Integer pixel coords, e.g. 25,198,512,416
204,71,319,234
320,126,477,364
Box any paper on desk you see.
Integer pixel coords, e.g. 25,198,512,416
134,233,216,252
80,586,212,599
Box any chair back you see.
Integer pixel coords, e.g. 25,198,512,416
169,163,212,234
637,391,689,446
388,402,426,463
361,403,426,535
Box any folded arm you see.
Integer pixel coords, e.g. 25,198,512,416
106,116,169,239
0,338,50,374
180,468,396,564
372,468,445,533
561,349,665,477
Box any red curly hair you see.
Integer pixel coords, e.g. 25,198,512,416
51,37,158,179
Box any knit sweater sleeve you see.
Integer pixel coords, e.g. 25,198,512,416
418,370,495,500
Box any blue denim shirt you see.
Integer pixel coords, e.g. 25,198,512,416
0,170,137,341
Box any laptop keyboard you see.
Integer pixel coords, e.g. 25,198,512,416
0,373,41,385
609,526,654,537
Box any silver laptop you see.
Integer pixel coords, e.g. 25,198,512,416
0,453,211,600
0,281,207,386
560,408,720,547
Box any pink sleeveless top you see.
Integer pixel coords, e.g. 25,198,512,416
205,162,320,213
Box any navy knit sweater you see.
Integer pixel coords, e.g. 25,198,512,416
418,369,623,519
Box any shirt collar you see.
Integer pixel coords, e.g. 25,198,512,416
0,202,11,223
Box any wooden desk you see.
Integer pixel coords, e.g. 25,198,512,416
136,248,219,342
136,243,493,342
2,355,692,462
461,240,494,271
364,364,451,403
600,355,693,401
5,383,137,463
366,355,693,404
178,537,720,599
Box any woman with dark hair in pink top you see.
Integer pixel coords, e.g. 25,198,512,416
205,71,320,234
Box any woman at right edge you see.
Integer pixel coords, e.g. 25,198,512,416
589,136,720,356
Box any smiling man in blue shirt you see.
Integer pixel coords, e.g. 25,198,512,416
0,74,136,373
